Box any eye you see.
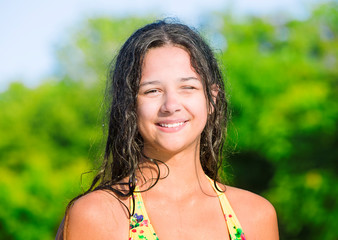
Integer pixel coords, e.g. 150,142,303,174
144,89,160,95
181,85,197,90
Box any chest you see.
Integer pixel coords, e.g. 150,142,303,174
142,194,230,240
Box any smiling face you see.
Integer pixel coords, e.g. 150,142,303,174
137,45,209,159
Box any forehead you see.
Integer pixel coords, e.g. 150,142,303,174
141,45,198,80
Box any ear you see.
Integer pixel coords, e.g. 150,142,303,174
209,84,219,114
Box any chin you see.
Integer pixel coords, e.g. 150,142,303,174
144,140,200,159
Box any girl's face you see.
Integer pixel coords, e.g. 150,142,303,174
137,45,209,158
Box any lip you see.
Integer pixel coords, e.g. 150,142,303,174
155,119,189,133
157,119,188,124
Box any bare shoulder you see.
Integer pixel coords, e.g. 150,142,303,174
224,185,279,240
65,190,130,240
224,185,276,217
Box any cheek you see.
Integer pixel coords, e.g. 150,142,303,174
136,102,156,135
201,108,209,128
188,96,209,124
136,104,146,130
200,100,209,128
199,94,209,114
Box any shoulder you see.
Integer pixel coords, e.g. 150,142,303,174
224,185,279,239
65,190,130,240
224,185,276,217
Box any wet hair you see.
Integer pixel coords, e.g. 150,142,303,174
59,19,228,239
100,18,227,192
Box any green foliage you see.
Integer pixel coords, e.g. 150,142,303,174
0,80,102,239
0,3,336,240
221,2,338,239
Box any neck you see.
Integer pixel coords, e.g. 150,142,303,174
137,147,212,198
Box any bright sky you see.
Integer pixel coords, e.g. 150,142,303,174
0,0,320,92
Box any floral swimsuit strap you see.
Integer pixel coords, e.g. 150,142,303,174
207,177,246,240
129,185,159,240
129,177,246,240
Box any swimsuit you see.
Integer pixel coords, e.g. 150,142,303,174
129,177,246,240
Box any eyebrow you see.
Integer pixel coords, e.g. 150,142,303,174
139,80,161,87
139,77,200,87
180,77,200,82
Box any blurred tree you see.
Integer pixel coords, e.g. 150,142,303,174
0,80,100,239
0,17,153,240
220,2,338,239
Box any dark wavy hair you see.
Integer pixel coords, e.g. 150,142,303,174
59,19,228,239
100,18,227,190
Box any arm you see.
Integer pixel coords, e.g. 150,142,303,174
257,200,279,239
64,191,129,240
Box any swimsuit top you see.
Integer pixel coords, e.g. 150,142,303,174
129,177,246,240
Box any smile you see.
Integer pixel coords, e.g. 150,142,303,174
158,122,185,128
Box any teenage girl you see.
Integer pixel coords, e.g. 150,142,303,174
56,20,279,240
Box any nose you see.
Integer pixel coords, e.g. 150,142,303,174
160,91,181,114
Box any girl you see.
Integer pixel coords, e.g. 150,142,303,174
57,20,279,240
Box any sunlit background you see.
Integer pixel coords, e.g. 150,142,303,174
0,0,316,91
0,0,337,239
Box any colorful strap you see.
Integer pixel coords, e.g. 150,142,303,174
208,177,246,240
129,186,159,240
129,178,246,240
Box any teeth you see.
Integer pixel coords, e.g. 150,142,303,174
159,122,185,128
